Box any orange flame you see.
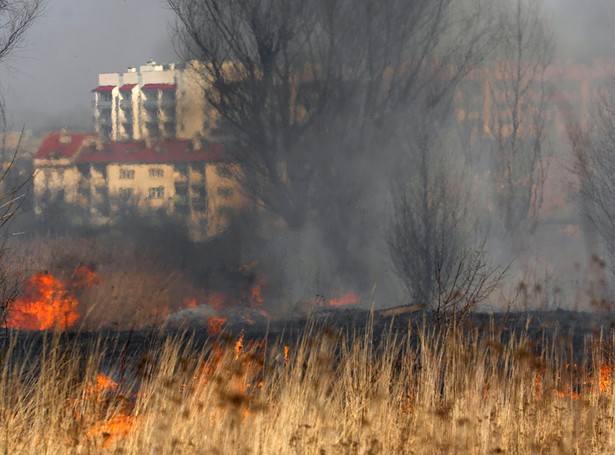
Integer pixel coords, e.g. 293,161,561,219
91,412,135,447
6,273,80,331
84,373,136,447
71,265,101,289
249,277,267,308
328,290,360,307
185,297,198,308
599,364,614,393
284,345,290,364
234,335,244,360
96,373,118,393
208,291,227,310
207,316,227,337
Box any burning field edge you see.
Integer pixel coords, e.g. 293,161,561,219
1,308,615,453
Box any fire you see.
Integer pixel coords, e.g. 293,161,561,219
208,291,227,310
534,363,615,400
91,412,135,447
185,297,198,308
207,316,227,337
71,265,101,289
328,290,360,307
284,345,290,364
599,364,614,393
96,373,118,392
6,273,80,331
84,373,136,447
235,334,244,360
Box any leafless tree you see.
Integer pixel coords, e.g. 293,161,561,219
0,0,44,328
388,107,506,321
568,73,615,268
168,0,500,302
488,0,554,240
168,0,496,230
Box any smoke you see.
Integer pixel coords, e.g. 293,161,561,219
11,0,615,323
544,0,615,61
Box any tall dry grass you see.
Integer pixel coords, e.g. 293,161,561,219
1,318,614,454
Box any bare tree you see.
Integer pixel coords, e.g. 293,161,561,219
168,0,496,230
168,0,499,302
568,73,615,266
0,0,44,327
488,0,554,240
388,107,505,321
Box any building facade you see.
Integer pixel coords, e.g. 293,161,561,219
33,131,246,239
92,61,217,142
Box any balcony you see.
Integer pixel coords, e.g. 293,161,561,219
119,99,132,110
93,100,112,109
143,98,159,109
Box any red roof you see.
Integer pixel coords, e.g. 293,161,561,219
35,133,97,160
75,139,225,164
141,83,176,91
119,84,137,91
91,85,115,92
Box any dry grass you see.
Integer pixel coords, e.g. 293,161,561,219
1,319,615,454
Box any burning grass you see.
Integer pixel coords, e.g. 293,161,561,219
1,318,615,453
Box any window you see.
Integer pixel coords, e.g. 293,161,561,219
217,187,233,198
119,188,133,199
148,186,165,199
119,169,135,179
149,168,164,178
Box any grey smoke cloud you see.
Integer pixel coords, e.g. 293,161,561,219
544,0,615,61
1,0,176,132
1,0,614,133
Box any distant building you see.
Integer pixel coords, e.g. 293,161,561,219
33,131,246,239
92,61,217,142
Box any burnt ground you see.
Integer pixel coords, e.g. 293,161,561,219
2,308,615,376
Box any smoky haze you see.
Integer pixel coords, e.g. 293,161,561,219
3,0,612,132
6,0,615,328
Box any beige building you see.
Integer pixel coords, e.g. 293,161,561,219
33,131,246,239
92,61,216,142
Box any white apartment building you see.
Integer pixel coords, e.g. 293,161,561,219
92,61,216,142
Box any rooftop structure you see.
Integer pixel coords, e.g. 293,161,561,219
92,61,216,142
33,131,246,239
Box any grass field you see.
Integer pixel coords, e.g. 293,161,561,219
0,317,614,454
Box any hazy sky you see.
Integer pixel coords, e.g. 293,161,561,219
2,0,176,132
1,0,613,133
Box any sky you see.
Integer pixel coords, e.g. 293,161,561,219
2,0,176,132
1,0,614,133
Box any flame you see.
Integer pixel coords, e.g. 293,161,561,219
72,265,101,289
234,334,244,360
328,290,360,307
84,373,136,447
599,364,614,393
208,292,227,310
207,316,227,337
284,345,290,364
91,412,135,447
96,373,118,392
250,281,265,308
185,298,198,308
6,273,80,331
